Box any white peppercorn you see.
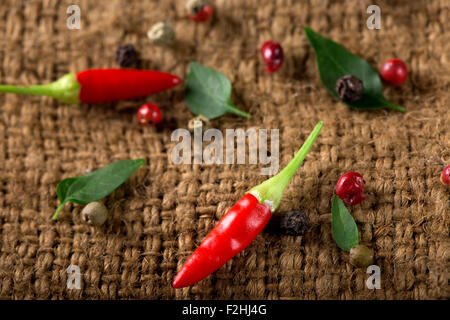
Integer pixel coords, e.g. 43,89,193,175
186,0,208,15
81,202,108,226
188,114,210,132
147,22,175,47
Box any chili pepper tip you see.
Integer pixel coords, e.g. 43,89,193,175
172,76,182,85
172,272,186,289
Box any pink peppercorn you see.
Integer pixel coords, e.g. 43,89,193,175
137,103,162,126
187,1,214,22
380,59,408,86
441,165,450,186
335,172,366,205
260,41,284,73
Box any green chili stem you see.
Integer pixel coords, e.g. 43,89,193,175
0,84,54,96
249,121,323,212
0,73,81,104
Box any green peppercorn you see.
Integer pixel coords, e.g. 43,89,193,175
81,202,108,226
188,114,211,132
349,245,374,268
147,22,175,47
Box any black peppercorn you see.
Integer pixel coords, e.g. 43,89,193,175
115,44,139,68
280,210,310,236
335,74,364,102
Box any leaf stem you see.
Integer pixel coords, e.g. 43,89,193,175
52,202,66,220
384,100,407,112
226,103,251,118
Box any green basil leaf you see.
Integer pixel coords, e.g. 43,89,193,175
305,27,406,112
185,61,251,119
53,159,145,220
331,195,359,251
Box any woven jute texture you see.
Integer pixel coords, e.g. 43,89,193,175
0,0,448,300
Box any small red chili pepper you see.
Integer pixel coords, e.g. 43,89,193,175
172,121,324,288
173,193,271,288
137,103,163,126
0,69,181,104
335,172,366,205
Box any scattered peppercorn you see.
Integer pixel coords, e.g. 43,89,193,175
137,103,163,126
335,75,364,102
186,0,214,22
188,114,210,131
81,202,108,226
147,22,175,47
115,44,139,68
279,210,310,236
335,172,366,205
260,41,284,73
349,245,374,268
441,165,450,186
380,58,408,86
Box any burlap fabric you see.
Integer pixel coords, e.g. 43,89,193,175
0,0,448,300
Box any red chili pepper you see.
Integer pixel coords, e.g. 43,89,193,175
173,193,271,288
173,121,324,288
0,69,181,104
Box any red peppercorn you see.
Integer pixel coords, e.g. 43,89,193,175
137,103,162,126
188,5,214,22
441,165,450,186
260,41,284,73
380,59,408,86
335,172,366,205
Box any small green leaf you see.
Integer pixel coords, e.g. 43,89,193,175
56,177,77,202
331,195,359,251
304,27,406,112
185,62,251,119
53,159,145,220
